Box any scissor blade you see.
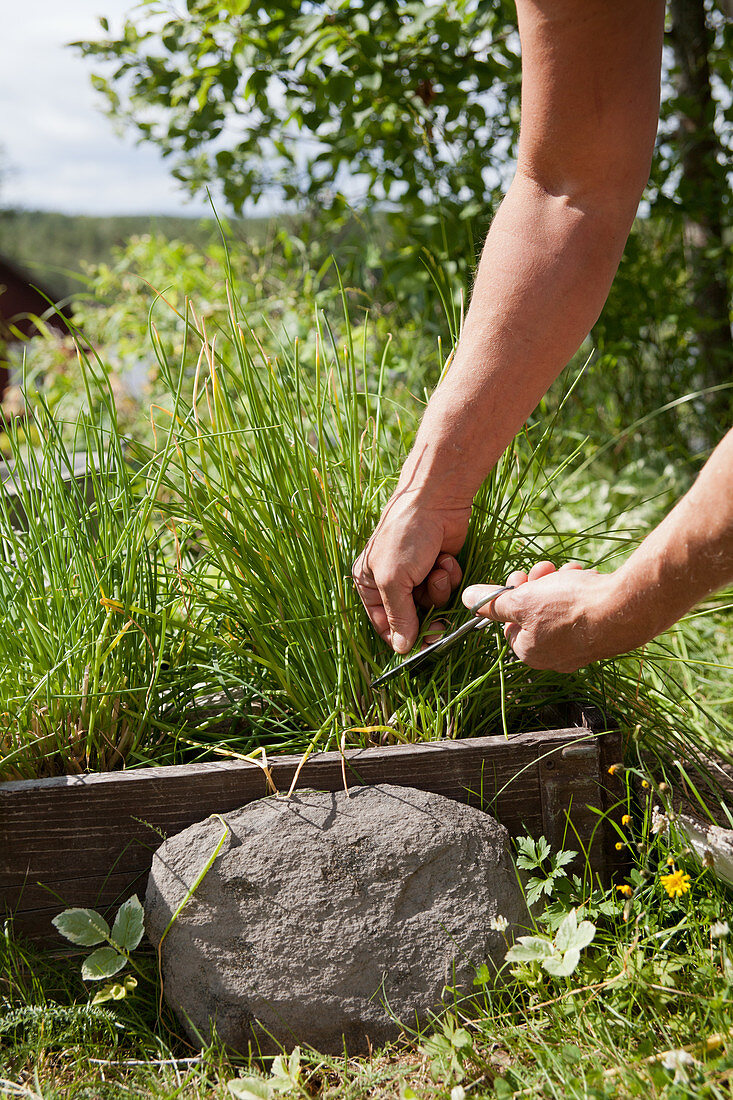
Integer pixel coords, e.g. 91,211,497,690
369,584,515,689
370,616,490,688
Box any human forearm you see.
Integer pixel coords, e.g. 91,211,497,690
612,428,733,643
464,429,733,673
398,172,641,506
354,0,665,654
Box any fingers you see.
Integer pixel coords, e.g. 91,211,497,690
377,573,420,654
527,560,556,581
506,568,529,588
421,618,447,650
461,583,519,623
415,555,462,609
352,551,418,650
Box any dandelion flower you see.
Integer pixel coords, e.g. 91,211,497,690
621,814,632,826
660,868,691,898
490,914,509,932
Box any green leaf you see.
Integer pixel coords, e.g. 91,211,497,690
111,895,145,951
82,946,127,981
91,981,127,1005
52,908,110,946
536,836,551,862
452,1028,472,1050
542,948,580,977
473,963,492,986
270,1046,301,1091
555,909,578,953
505,935,554,963
570,920,597,952
227,1078,273,1100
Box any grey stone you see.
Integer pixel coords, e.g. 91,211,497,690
144,784,527,1055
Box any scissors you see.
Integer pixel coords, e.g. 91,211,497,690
370,585,515,688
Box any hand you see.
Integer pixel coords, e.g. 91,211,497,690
353,490,470,653
463,560,639,673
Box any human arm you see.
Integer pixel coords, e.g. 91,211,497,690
464,427,733,672
353,0,666,653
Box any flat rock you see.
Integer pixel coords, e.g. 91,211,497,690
145,783,527,1055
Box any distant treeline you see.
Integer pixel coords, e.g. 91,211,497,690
0,208,282,302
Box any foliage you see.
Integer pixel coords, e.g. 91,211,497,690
228,1048,303,1099
53,895,145,993
74,1,520,229
4,249,732,779
73,1,733,445
0,207,254,303
514,835,577,909
505,907,596,978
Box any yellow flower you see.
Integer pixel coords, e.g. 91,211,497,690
608,764,620,776
642,780,650,789
615,842,624,850
616,884,633,897
667,855,675,867
660,869,691,898
621,814,632,826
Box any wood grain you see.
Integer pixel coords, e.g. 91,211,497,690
1,727,621,945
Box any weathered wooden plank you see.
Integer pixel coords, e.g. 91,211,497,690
2,727,616,945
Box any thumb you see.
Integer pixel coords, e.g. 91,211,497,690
462,584,522,623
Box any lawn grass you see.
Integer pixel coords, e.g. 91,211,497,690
3,785,733,1099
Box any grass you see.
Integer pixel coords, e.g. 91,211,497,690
0,359,210,779
3,778,733,1098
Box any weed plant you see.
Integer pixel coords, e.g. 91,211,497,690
3,775,733,1098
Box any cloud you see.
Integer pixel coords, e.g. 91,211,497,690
0,0,215,215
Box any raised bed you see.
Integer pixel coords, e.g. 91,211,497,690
2,722,624,945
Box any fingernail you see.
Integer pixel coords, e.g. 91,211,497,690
435,573,450,593
391,632,410,654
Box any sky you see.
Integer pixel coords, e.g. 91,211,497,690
0,0,217,217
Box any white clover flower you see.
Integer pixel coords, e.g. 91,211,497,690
490,914,509,932
711,920,730,939
450,1088,466,1100
651,805,669,835
661,1049,695,1084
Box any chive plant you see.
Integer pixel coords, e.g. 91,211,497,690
151,284,718,764
0,355,200,780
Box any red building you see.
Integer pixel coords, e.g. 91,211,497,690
0,254,73,399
